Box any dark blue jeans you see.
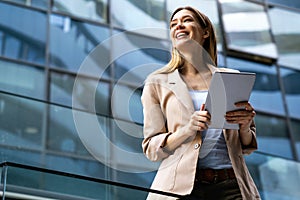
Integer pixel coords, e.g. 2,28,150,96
180,178,242,200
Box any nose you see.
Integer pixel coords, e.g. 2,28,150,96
175,21,184,30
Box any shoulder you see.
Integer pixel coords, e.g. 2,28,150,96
144,71,169,85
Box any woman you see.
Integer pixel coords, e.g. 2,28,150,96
141,6,261,200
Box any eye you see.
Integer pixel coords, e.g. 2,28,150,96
170,22,176,29
184,18,193,22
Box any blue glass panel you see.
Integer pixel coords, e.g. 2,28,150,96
49,14,110,76
227,57,285,116
280,68,300,119
0,92,45,150
291,119,300,160
111,84,143,124
0,2,47,64
246,152,300,199
113,30,170,84
1,0,49,9
0,148,42,166
111,0,168,39
53,0,108,23
48,104,91,156
50,72,110,115
269,7,300,70
0,59,45,99
268,0,300,9
219,0,277,61
255,114,293,159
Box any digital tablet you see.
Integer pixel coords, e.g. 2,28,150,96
205,71,256,129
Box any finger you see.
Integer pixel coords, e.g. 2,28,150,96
196,110,211,120
235,101,254,111
226,109,255,117
226,114,254,122
194,120,209,130
226,118,252,125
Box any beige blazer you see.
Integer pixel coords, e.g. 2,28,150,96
141,68,261,200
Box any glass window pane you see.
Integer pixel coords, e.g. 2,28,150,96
112,30,170,84
0,2,47,64
48,104,91,156
280,68,300,119
245,152,300,200
167,0,222,49
269,7,300,70
219,0,278,61
53,0,108,23
1,0,49,9
256,114,293,159
268,0,300,9
0,148,42,167
111,84,143,124
111,0,168,39
227,57,285,115
49,14,110,75
0,92,45,150
50,72,110,115
291,119,300,160
0,59,45,99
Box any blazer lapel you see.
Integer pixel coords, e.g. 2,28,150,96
167,69,195,113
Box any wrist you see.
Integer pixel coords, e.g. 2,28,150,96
239,127,251,135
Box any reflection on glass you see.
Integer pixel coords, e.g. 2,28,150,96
268,0,300,9
219,0,278,61
53,0,108,23
2,0,49,9
269,7,300,70
0,59,45,99
111,84,143,124
113,30,170,84
291,119,300,160
49,14,110,75
255,114,293,159
0,2,47,64
112,116,144,154
227,57,285,115
111,0,168,38
48,104,92,156
50,72,110,115
246,152,300,199
280,68,300,119
0,92,44,150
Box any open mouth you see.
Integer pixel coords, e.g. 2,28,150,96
176,32,189,39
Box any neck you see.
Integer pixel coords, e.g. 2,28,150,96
180,62,210,76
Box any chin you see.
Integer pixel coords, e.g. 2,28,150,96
175,38,198,49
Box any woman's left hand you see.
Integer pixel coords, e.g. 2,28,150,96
225,101,256,132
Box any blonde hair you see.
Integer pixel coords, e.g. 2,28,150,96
156,6,217,74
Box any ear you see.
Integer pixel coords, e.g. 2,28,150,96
203,30,209,39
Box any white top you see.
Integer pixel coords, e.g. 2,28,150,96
189,90,232,169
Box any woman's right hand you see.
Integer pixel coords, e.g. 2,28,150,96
185,104,211,137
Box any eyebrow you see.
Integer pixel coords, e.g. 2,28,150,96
171,14,194,22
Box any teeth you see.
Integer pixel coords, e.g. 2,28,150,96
176,32,187,38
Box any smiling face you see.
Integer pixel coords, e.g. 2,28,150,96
170,9,209,49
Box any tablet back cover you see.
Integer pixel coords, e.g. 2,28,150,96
205,71,256,129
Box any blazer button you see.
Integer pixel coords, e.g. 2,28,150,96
194,143,200,149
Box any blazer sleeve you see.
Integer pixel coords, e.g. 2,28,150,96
141,81,173,162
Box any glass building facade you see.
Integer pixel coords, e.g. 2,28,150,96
0,0,300,199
